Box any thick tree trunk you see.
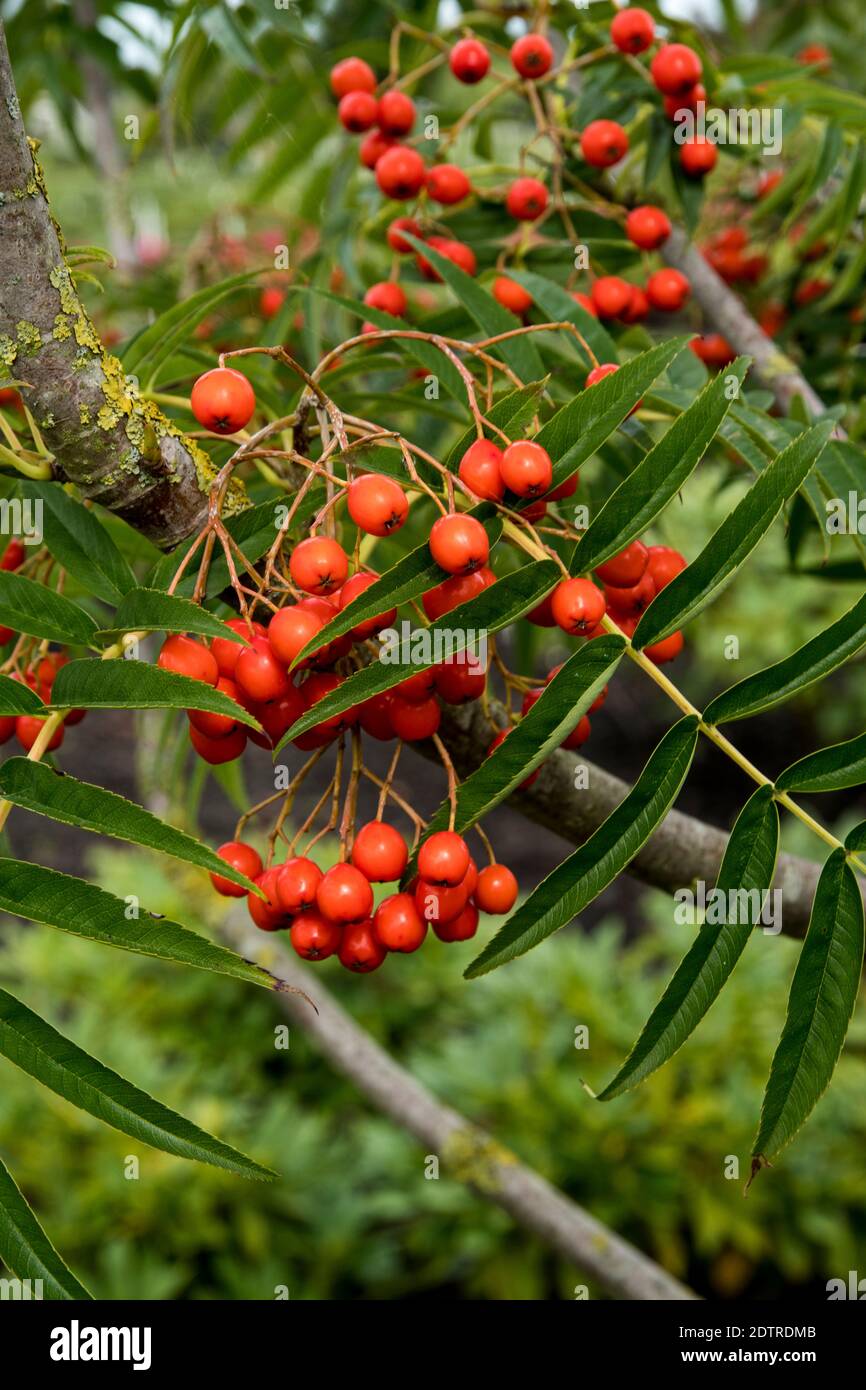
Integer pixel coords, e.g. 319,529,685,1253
0,22,211,549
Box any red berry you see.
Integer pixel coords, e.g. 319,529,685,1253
268,605,323,667
158,634,218,685
0,626,15,645
418,830,469,887
449,37,490,84
377,89,415,136
357,691,396,740
0,715,15,744
625,205,672,250
595,539,649,587
189,724,247,764
458,438,504,501
610,7,655,53
650,43,702,96
338,572,397,640
646,545,686,590
290,910,343,960
374,893,427,952
506,177,548,221
388,693,440,741
415,876,470,925
275,857,323,914
360,129,395,168
416,236,477,280
426,163,472,205
510,33,554,78
500,439,553,498
363,281,407,318
348,473,409,536
797,44,831,69
248,869,288,932
690,334,735,368
375,145,426,199
581,119,629,168
317,863,374,924
387,216,421,253
433,900,479,942
646,268,690,311
620,285,650,324
423,567,496,622
395,667,436,703
15,715,64,752
679,137,717,178
210,841,263,897
295,670,354,748
429,513,490,575
548,470,579,501
188,676,241,738
1,539,25,572
330,56,376,98
338,90,378,132
664,82,704,120
591,276,632,319
190,368,255,435
571,291,597,318
260,287,285,320
493,276,533,315
433,653,486,704
585,363,620,389
644,630,684,665
475,863,518,914
339,920,387,973
234,635,291,704
562,714,592,750
551,577,606,635
351,821,408,882
211,618,265,678
290,536,349,595
258,688,306,745
604,571,656,617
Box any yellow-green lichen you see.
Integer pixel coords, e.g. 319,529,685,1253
15,321,42,356
52,314,73,342
441,1126,517,1194
0,336,17,377
12,173,40,200
79,404,91,426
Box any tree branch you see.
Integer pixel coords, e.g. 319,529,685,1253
225,916,698,1301
0,21,219,549
663,224,845,432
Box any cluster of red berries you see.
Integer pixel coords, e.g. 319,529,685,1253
210,827,518,970
588,266,690,324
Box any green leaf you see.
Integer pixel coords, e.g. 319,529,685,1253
0,859,284,991
0,572,98,647
845,823,866,852
595,786,780,1100
49,659,263,732
776,732,866,793
0,673,44,716
443,379,549,472
400,233,546,384
0,760,259,894
0,988,273,1180
289,505,503,670
0,1153,92,1300
572,359,749,576
407,637,626,882
633,421,834,650
752,851,865,1168
503,269,619,366
704,588,866,726
94,588,250,646
280,560,558,749
465,717,700,978
534,337,690,492
121,270,260,383
20,483,136,605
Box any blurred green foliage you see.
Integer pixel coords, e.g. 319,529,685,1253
1,842,864,1300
